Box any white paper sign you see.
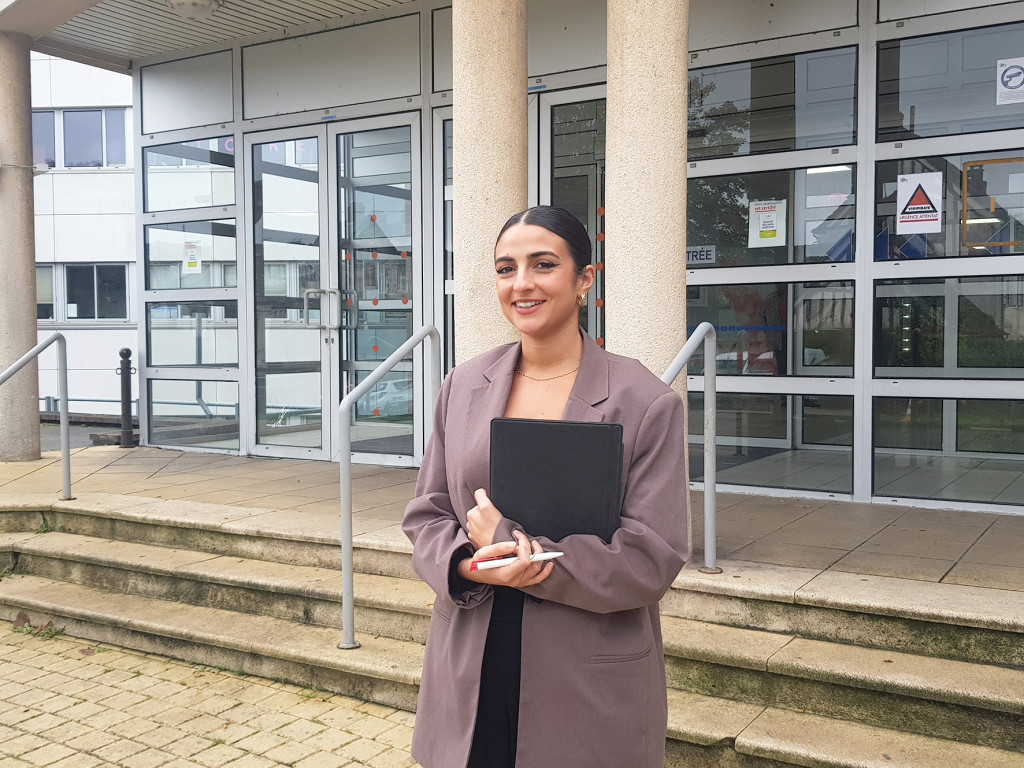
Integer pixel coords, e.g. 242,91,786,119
996,57,1024,106
182,240,202,275
686,245,717,265
896,172,942,234
748,200,786,248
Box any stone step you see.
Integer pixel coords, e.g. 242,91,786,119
661,614,1024,753
27,495,417,579
0,574,424,712
667,559,1024,668
8,531,434,644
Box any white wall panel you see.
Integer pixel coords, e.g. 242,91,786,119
51,172,134,215
691,0,856,50
31,55,52,106
49,58,132,107
527,0,607,77
54,214,135,263
37,328,139,413
33,174,54,215
879,0,1011,21
141,51,233,135
242,14,420,119
34,217,56,262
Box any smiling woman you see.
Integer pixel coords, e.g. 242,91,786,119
403,206,689,768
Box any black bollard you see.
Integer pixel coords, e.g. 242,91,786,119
117,348,136,447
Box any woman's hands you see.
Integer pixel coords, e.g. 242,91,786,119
458,530,555,588
467,488,504,550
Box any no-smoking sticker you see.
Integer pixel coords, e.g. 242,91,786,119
996,57,1024,106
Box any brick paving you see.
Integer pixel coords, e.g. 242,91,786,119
0,623,418,768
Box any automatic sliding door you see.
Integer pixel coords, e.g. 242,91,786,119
336,124,416,456
251,134,331,454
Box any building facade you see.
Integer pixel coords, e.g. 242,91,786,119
31,53,137,416
2,0,1022,513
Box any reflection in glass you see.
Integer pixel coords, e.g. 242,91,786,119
875,277,1024,379
874,397,1024,505
878,21,1024,141
551,99,605,343
63,110,102,167
338,126,415,456
689,47,856,160
32,112,55,167
36,265,54,320
874,151,1024,261
149,380,239,450
144,137,235,212
688,165,855,268
443,118,455,372
689,393,853,493
686,282,854,377
147,301,238,366
145,220,237,290
252,136,322,449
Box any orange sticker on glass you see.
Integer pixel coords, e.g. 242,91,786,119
597,207,605,216
596,233,605,242
370,214,377,223
596,337,604,347
595,262,604,271
595,298,604,308
372,298,379,306
402,297,409,305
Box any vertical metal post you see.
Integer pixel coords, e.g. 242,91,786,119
698,331,721,574
118,348,135,448
55,335,73,500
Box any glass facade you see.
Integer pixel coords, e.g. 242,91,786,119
149,380,240,451
144,137,235,212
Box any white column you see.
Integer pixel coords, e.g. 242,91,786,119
604,0,689,382
451,0,527,365
0,31,40,461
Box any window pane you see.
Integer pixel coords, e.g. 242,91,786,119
36,265,54,320
875,276,1024,379
145,220,237,290
686,281,855,377
874,397,1024,505
105,108,126,165
32,112,55,167
147,301,238,366
149,380,239,450
689,47,856,160
688,164,855,268
66,265,96,319
874,151,1024,261
689,392,853,494
63,110,103,168
144,137,235,212
878,21,1024,141
96,265,127,319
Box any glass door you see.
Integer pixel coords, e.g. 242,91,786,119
246,127,336,459
329,115,420,461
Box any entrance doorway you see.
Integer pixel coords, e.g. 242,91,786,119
244,115,421,463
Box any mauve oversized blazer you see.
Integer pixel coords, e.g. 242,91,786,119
403,331,689,768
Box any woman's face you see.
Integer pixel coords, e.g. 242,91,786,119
494,224,594,341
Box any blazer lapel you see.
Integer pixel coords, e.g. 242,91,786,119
561,332,610,423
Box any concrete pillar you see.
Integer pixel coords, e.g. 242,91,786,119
451,0,527,364
0,31,41,461
604,0,689,383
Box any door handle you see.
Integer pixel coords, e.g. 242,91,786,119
322,288,343,331
302,288,329,330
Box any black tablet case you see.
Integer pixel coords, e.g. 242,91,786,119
489,418,624,544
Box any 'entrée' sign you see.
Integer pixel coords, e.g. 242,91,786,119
686,245,717,265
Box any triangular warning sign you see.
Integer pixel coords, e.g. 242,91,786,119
901,184,938,216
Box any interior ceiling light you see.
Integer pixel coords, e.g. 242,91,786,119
166,0,225,22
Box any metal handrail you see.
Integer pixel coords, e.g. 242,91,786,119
337,324,441,649
661,322,720,574
0,332,74,500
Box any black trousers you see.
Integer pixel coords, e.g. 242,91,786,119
467,587,525,768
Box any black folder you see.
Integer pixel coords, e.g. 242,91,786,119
489,418,624,544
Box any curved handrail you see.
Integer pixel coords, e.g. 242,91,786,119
661,322,720,574
337,324,441,649
0,332,74,500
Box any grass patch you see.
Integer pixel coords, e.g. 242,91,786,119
13,622,65,640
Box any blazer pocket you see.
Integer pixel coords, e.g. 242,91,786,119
588,644,654,664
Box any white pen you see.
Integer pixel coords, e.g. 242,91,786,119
469,551,564,571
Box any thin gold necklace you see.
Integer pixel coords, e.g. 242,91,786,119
514,363,581,381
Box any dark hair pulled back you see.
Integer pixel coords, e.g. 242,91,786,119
495,205,592,274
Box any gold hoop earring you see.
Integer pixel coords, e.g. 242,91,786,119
577,294,587,307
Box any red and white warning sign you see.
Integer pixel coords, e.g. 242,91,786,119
896,172,942,235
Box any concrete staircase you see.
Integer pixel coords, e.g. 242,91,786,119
2,495,1023,767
